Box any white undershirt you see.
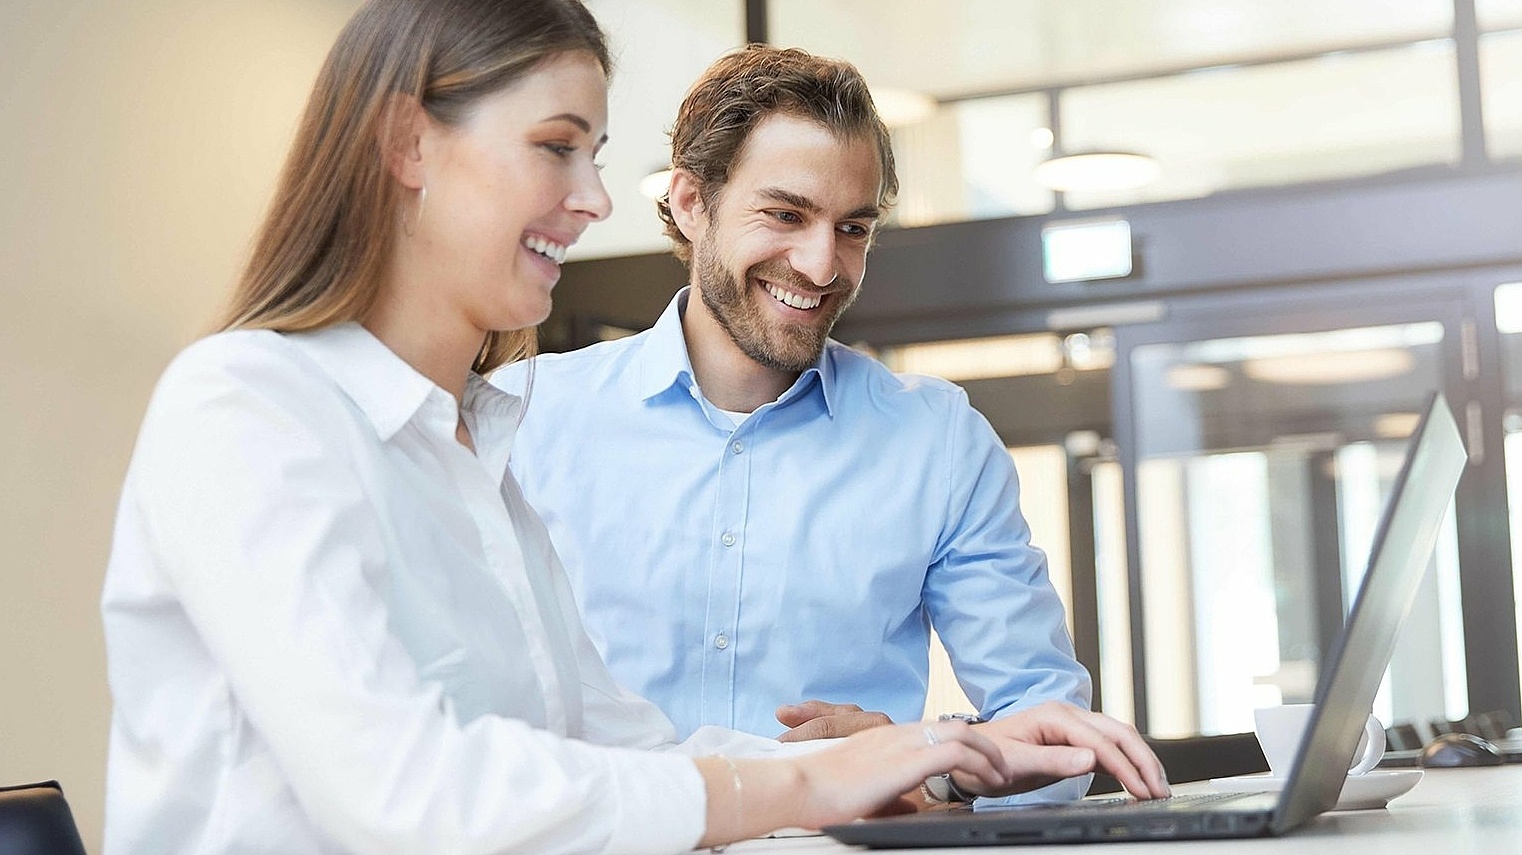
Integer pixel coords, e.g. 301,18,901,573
716,407,754,428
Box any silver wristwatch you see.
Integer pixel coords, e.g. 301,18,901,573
923,713,986,803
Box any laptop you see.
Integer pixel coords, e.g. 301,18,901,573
824,392,1467,847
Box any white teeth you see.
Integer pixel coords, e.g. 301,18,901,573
524,235,568,265
765,284,821,310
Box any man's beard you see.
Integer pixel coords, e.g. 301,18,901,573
694,238,857,374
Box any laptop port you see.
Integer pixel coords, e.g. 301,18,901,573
1145,821,1177,837
1104,825,1132,838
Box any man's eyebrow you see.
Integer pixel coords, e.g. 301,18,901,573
758,188,880,221
758,187,820,212
541,112,609,145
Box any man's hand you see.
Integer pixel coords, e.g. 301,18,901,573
959,702,1171,800
775,700,894,742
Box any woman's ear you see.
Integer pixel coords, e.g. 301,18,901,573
666,168,709,243
381,93,428,190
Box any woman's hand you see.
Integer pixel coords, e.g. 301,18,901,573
786,718,1015,829
696,719,1011,846
695,704,1169,848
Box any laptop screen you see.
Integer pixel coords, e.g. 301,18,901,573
1274,392,1467,833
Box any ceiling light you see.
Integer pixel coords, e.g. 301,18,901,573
1243,348,1415,386
1373,412,1422,439
1033,151,1160,193
1166,363,1231,392
870,86,937,128
1029,127,1054,150
639,168,672,200
879,333,1063,382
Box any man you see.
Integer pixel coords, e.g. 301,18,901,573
496,45,1094,800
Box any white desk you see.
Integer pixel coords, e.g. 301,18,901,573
724,766,1522,854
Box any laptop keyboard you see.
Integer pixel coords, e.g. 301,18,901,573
1062,793,1250,813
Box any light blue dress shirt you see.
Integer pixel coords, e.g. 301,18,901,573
497,291,1091,787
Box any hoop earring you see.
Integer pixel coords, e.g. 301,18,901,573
403,186,427,237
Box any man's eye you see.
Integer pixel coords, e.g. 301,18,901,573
770,210,802,224
839,223,870,238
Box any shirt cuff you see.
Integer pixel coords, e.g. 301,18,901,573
973,773,1094,808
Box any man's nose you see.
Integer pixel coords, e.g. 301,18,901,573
788,227,838,288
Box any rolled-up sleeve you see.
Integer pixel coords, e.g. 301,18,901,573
923,395,1094,802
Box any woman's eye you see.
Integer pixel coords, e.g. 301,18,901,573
543,143,574,157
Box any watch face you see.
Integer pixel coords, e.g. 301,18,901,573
925,774,954,803
925,774,975,804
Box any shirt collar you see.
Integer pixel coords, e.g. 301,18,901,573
634,287,839,418
285,322,522,442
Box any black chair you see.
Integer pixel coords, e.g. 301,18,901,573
1088,732,1269,796
0,781,89,855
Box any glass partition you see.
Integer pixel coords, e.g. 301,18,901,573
1482,29,1522,160
1128,322,1466,736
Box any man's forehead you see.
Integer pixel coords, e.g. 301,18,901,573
725,115,884,215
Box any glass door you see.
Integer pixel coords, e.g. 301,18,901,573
1113,288,1472,737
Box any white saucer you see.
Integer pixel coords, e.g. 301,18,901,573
1208,769,1423,811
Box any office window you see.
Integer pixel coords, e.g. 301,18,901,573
1129,322,1466,736
952,95,1056,219
1479,0,1522,31
577,0,745,259
1494,282,1522,701
1482,29,1522,160
770,0,1452,97
1060,41,1462,210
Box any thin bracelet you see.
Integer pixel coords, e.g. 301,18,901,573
710,756,743,853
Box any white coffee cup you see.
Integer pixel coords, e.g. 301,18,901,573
1253,703,1385,778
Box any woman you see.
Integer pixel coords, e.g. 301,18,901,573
101,1,1165,852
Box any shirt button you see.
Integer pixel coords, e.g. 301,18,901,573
731,440,745,454
720,531,736,547
714,633,730,650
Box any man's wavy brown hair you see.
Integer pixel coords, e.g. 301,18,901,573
655,44,898,266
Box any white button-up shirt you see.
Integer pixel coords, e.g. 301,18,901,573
101,324,786,854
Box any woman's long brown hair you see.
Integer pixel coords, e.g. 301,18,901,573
220,0,609,374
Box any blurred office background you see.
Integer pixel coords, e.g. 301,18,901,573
3,1,1520,848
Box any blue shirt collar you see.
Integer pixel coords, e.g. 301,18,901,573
634,287,839,418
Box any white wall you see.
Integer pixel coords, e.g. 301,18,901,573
0,2,356,848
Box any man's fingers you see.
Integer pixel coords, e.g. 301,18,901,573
780,710,893,741
775,699,866,728
990,743,1099,793
1025,707,1168,799
1081,713,1170,798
